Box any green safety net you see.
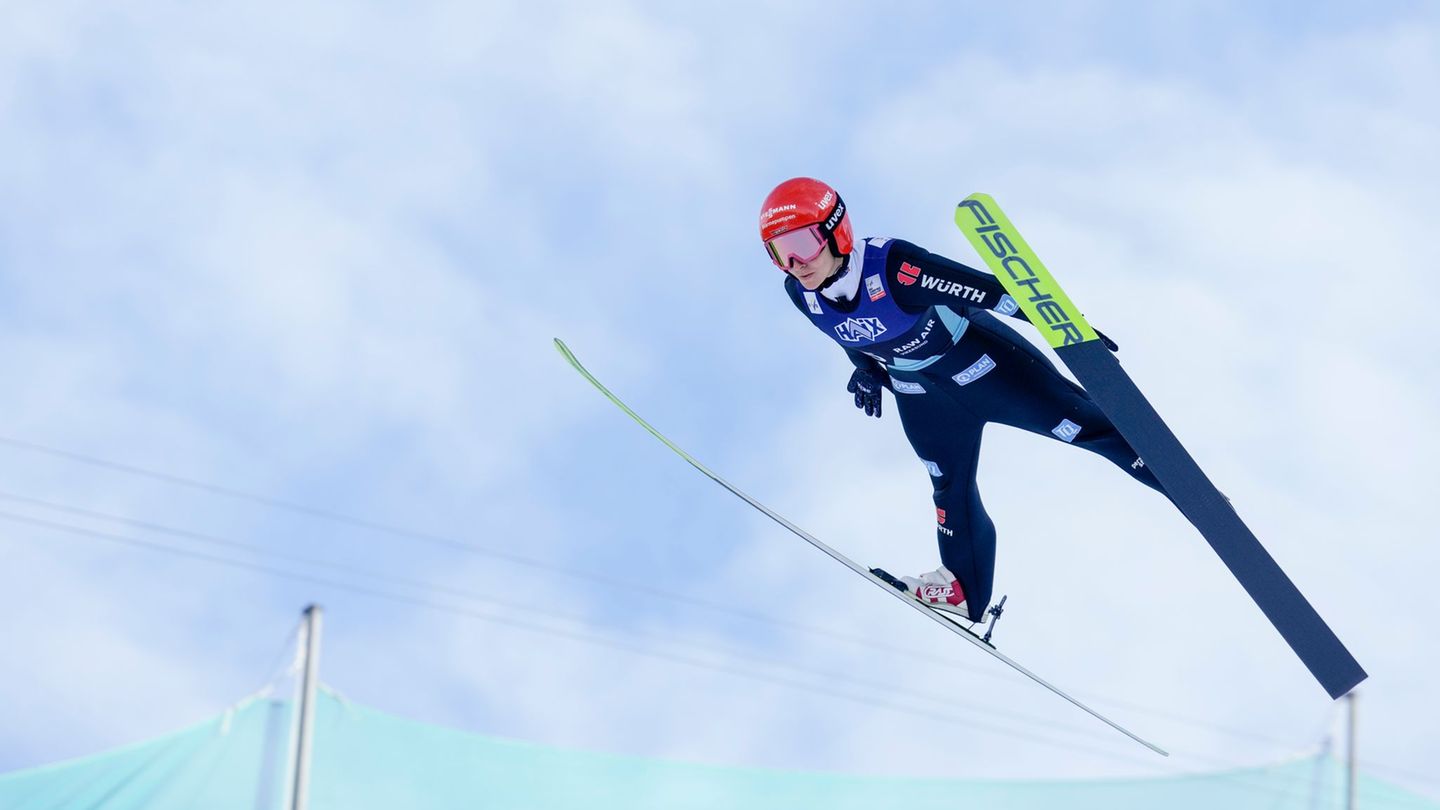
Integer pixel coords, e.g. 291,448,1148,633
1,690,1433,809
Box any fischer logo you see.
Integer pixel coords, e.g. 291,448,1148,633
919,275,986,304
897,262,921,286
1052,419,1082,443
952,354,996,386
834,317,888,343
823,199,846,230
958,199,1087,346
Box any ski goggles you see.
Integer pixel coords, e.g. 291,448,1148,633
765,225,829,269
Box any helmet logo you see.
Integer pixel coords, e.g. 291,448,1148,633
823,199,845,231
761,204,797,222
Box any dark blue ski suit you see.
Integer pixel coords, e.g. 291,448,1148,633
785,237,1167,621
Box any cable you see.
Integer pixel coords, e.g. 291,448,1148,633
9,511,1434,805
0,490,1337,760
254,619,302,698
0,450,1010,671
0,513,1178,766
0,442,1346,750
4,442,1425,791
0,509,1139,754
0,490,1016,685
0,495,1338,765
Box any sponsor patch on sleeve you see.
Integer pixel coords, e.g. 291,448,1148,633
995,294,1019,316
891,379,926,395
922,459,942,477
1052,419,1082,442
804,291,823,315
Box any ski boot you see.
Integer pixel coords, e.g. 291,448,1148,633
870,565,983,623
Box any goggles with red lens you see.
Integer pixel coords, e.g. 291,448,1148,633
765,225,829,270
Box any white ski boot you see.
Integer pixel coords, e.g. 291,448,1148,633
899,565,980,621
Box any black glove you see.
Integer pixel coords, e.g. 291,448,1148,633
847,368,884,418
1095,328,1119,352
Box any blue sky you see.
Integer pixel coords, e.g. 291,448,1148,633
1,0,1437,799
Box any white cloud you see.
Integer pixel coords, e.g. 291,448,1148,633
0,0,1436,801
759,18,1439,783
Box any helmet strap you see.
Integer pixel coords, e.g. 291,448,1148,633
816,253,852,293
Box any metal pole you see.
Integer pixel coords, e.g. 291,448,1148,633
290,604,323,810
1346,691,1358,810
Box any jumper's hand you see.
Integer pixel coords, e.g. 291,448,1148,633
847,368,884,418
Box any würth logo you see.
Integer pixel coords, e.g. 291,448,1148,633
936,507,947,525
897,262,920,286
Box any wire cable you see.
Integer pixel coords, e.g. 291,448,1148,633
4,442,1429,796
0,442,1344,751
0,489,1329,759
0,509,1146,754
8,508,1423,804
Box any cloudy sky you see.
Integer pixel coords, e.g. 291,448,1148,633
1,0,1437,801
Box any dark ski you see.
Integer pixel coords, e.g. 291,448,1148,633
954,192,1366,699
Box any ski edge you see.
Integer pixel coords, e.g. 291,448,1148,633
553,337,1169,757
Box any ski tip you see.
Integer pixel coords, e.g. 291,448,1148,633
953,193,999,230
553,338,596,379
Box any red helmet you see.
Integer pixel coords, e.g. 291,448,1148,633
758,177,854,268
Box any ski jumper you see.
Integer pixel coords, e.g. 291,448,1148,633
785,237,1167,621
